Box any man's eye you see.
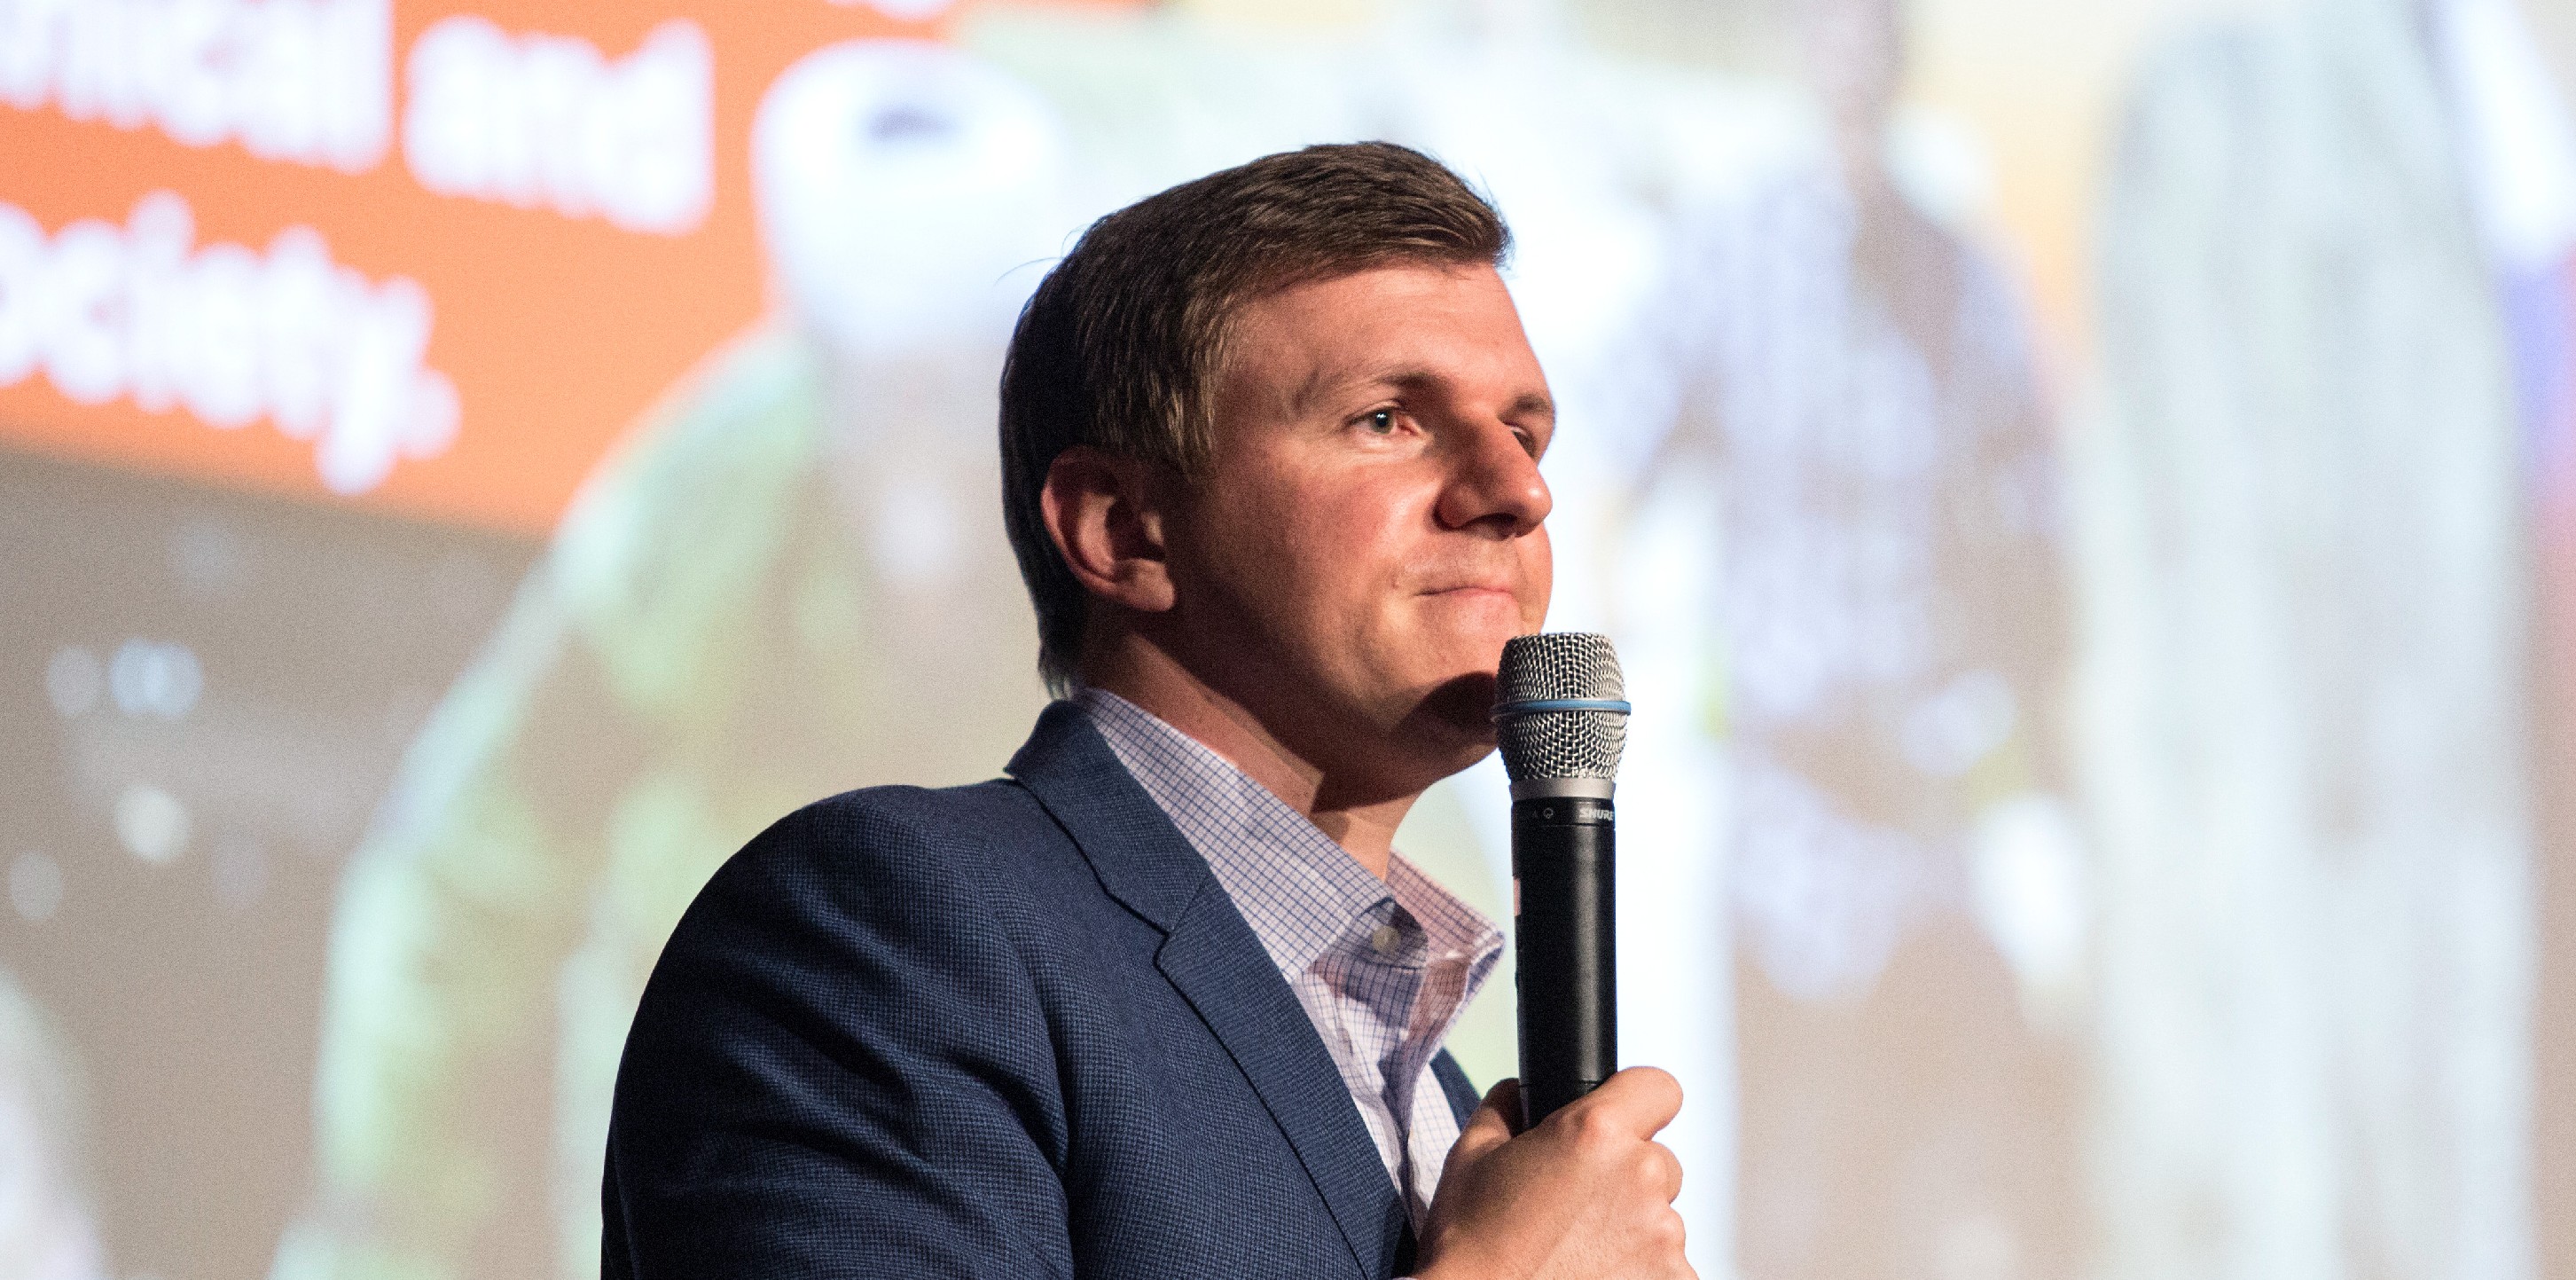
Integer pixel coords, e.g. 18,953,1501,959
1362,409,1398,434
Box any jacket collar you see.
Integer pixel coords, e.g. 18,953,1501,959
1006,700,1411,1278
1007,700,1210,931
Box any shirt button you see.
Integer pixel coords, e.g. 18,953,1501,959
1370,924,1402,955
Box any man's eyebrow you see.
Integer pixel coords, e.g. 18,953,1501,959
1287,364,1424,415
1290,366,1556,423
1504,391,1557,425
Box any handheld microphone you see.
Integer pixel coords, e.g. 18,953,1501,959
1493,632,1629,1129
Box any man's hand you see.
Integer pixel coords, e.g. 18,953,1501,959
1413,1068,1693,1280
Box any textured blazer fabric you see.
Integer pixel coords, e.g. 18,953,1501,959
603,701,1484,1278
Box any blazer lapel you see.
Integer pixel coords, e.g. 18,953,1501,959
1155,886,1413,1278
1009,702,1408,1279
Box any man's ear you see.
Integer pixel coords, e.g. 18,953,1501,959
1040,446,1178,613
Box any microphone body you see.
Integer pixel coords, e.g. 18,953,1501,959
1513,791,1616,1126
1493,632,1630,1131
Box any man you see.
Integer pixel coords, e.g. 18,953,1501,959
601,144,1693,1277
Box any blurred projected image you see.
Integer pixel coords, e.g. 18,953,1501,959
2087,0,2557,1274
276,6,1682,1268
0,973,106,1280
0,0,2568,1278
1644,0,2086,1271
272,39,1066,1280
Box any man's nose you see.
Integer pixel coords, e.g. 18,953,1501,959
1434,415,1552,537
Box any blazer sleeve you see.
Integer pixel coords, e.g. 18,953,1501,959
601,793,1073,1279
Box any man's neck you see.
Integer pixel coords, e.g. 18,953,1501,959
1081,638,1417,880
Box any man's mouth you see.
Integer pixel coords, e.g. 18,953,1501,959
1419,574,1519,599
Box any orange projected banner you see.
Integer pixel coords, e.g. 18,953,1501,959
0,1,946,535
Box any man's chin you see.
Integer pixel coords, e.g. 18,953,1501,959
1412,671,1500,745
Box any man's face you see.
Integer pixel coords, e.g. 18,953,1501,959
1160,262,1554,796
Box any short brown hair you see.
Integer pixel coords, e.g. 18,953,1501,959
999,141,1511,694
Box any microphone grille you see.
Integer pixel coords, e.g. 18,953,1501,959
1494,632,1627,783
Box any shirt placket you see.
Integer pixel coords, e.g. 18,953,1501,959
1363,905,1452,1223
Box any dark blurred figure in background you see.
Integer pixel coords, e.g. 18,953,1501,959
1650,0,2087,1275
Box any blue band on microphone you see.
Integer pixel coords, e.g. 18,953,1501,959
1491,698,1633,722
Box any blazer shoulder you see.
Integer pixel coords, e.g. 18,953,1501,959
637,777,1087,1061
610,776,1092,1278
795,776,1063,852
706,777,1074,917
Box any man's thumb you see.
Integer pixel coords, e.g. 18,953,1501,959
1450,1078,1522,1167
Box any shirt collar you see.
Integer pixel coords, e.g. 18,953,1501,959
1072,688,1501,982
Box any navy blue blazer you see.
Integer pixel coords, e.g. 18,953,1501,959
603,701,1484,1278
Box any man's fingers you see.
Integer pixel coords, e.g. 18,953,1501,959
1651,1141,1684,1202
1578,1066,1684,1138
